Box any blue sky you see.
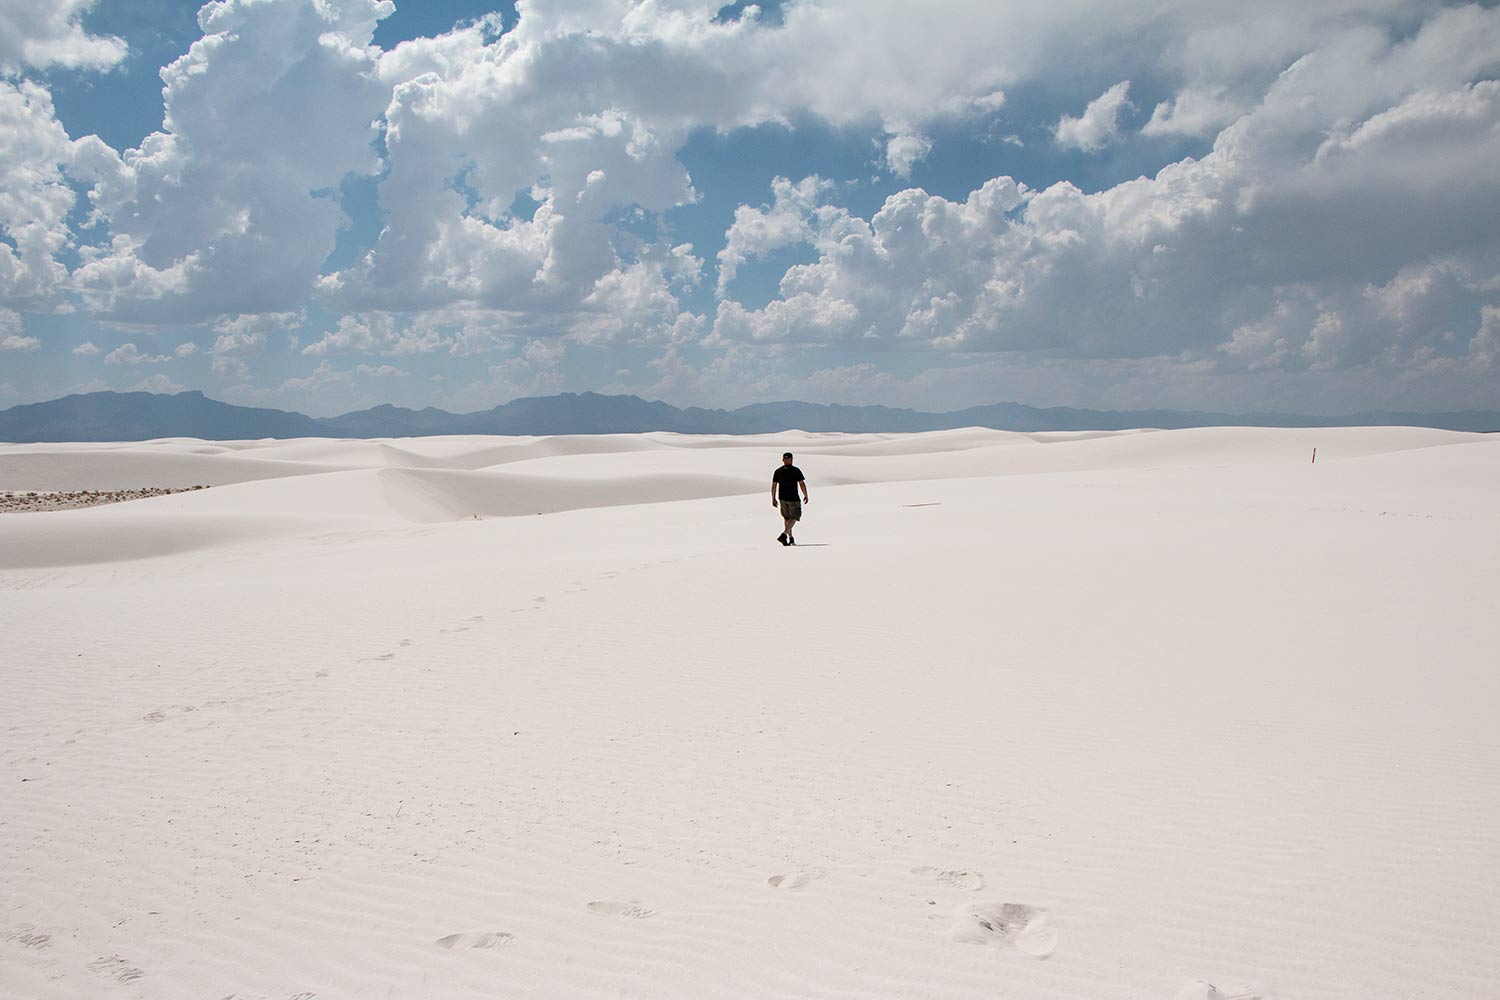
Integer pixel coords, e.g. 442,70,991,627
1,1,1498,416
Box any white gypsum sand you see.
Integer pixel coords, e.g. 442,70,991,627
1,427,1497,1000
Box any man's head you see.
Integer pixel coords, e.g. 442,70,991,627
782,452,793,464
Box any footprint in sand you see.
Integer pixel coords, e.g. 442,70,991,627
1,924,52,950
142,705,201,724
466,616,485,623
912,866,985,891
767,869,827,890
435,931,514,950
587,899,655,918
1173,983,1266,1000
949,902,1056,957
87,955,145,983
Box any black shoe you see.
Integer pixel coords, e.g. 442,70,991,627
787,536,795,545
777,532,788,545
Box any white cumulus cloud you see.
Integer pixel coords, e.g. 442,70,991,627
71,0,392,322
885,132,933,178
212,355,250,380
0,0,1493,413
1143,85,1247,137
707,4,1500,391
302,312,447,356
0,0,126,76
717,176,835,295
0,81,97,309
211,310,303,357
1055,80,1132,152
105,342,173,365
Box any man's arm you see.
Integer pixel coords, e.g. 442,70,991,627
800,476,809,502
772,477,779,507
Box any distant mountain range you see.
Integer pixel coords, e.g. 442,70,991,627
1,390,1497,443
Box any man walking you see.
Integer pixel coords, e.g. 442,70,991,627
772,451,809,546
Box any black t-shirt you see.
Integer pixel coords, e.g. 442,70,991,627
773,464,805,501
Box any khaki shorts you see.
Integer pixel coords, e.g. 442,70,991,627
779,499,802,521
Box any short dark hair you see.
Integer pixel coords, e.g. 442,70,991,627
782,452,793,459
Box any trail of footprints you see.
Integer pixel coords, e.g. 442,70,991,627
766,868,826,890
910,865,1056,958
586,899,656,918
3,893,1242,994
760,864,1056,957
1174,986,1267,1000
432,899,653,956
757,863,1266,994
911,865,985,891
355,559,635,665
357,555,682,666
356,565,619,665
435,931,514,950
87,954,145,983
1,923,52,951
949,901,1057,957
325,570,1245,994
140,700,227,725
358,617,484,664
3,924,326,998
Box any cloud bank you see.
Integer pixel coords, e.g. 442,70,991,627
0,0,1496,414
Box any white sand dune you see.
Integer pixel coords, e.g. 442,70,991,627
0,446,349,491
2,427,1497,999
